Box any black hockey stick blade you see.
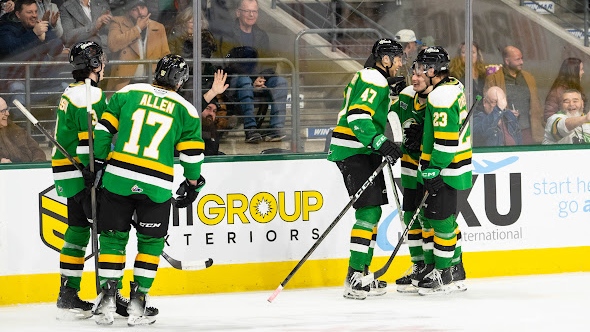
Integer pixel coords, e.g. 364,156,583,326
360,192,429,287
161,251,213,271
267,160,389,303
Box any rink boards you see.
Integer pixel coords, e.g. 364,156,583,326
1,148,590,305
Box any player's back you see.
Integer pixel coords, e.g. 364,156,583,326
96,83,204,203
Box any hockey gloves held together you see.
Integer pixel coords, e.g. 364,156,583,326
371,134,402,165
81,159,106,189
403,123,423,153
387,76,407,96
174,175,206,208
421,167,444,194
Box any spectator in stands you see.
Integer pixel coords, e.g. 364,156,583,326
393,29,421,84
202,99,224,156
168,5,218,103
218,0,288,143
449,42,487,100
35,1,62,38
543,89,590,144
59,0,112,49
106,0,169,92
0,0,67,121
544,57,585,122
484,45,544,144
158,0,191,34
0,1,15,17
473,86,522,147
0,97,47,162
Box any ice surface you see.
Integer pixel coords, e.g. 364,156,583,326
0,273,587,331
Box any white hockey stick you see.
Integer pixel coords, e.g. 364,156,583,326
13,99,212,272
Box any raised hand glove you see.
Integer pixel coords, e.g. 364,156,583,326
421,168,444,193
173,175,206,208
371,134,402,165
403,123,423,153
388,76,406,96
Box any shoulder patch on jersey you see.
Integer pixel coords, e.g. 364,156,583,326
62,84,104,107
359,68,388,87
400,85,417,98
428,84,462,108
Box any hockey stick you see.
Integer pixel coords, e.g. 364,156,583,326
85,79,101,294
360,192,429,287
13,99,211,272
12,100,83,171
459,95,482,135
267,160,389,303
386,162,404,231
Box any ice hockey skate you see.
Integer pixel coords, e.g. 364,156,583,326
397,262,434,294
56,276,93,320
365,266,387,296
343,267,369,300
418,267,466,296
127,281,157,326
451,261,467,291
92,279,117,325
115,289,159,318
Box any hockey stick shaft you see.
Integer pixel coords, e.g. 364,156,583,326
360,192,429,287
267,160,388,302
386,163,404,229
458,95,482,135
85,79,101,294
12,100,83,171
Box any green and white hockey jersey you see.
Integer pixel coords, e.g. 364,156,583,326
327,68,391,162
389,86,426,189
94,83,204,203
419,77,473,190
52,81,108,198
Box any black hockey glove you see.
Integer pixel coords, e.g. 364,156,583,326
81,159,106,189
403,123,424,153
174,175,206,208
421,167,444,194
371,134,402,165
388,76,406,96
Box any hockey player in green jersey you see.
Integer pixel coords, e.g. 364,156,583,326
388,61,432,293
91,54,206,326
54,41,108,319
328,38,404,300
413,46,469,295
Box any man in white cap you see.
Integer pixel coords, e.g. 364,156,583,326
394,29,421,83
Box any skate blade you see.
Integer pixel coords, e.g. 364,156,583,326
343,290,367,300
418,282,466,296
397,284,419,294
128,315,156,326
56,308,92,320
367,288,387,297
94,312,115,325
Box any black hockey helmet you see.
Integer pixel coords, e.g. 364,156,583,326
69,41,105,70
154,54,190,90
415,46,450,75
371,38,403,62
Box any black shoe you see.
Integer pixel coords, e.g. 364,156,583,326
116,289,159,317
451,261,466,281
263,131,286,142
395,261,425,285
56,276,93,319
245,130,262,143
417,267,453,289
93,279,118,325
127,282,157,326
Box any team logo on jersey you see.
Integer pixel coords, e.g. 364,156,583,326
131,184,143,193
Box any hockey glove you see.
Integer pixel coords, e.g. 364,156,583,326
403,123,423,153
371,134,402,165
174,175,206,208
421,168,444,194
81,159,106,189
388,76,407,96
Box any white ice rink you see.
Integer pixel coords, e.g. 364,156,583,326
0,273,587,331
